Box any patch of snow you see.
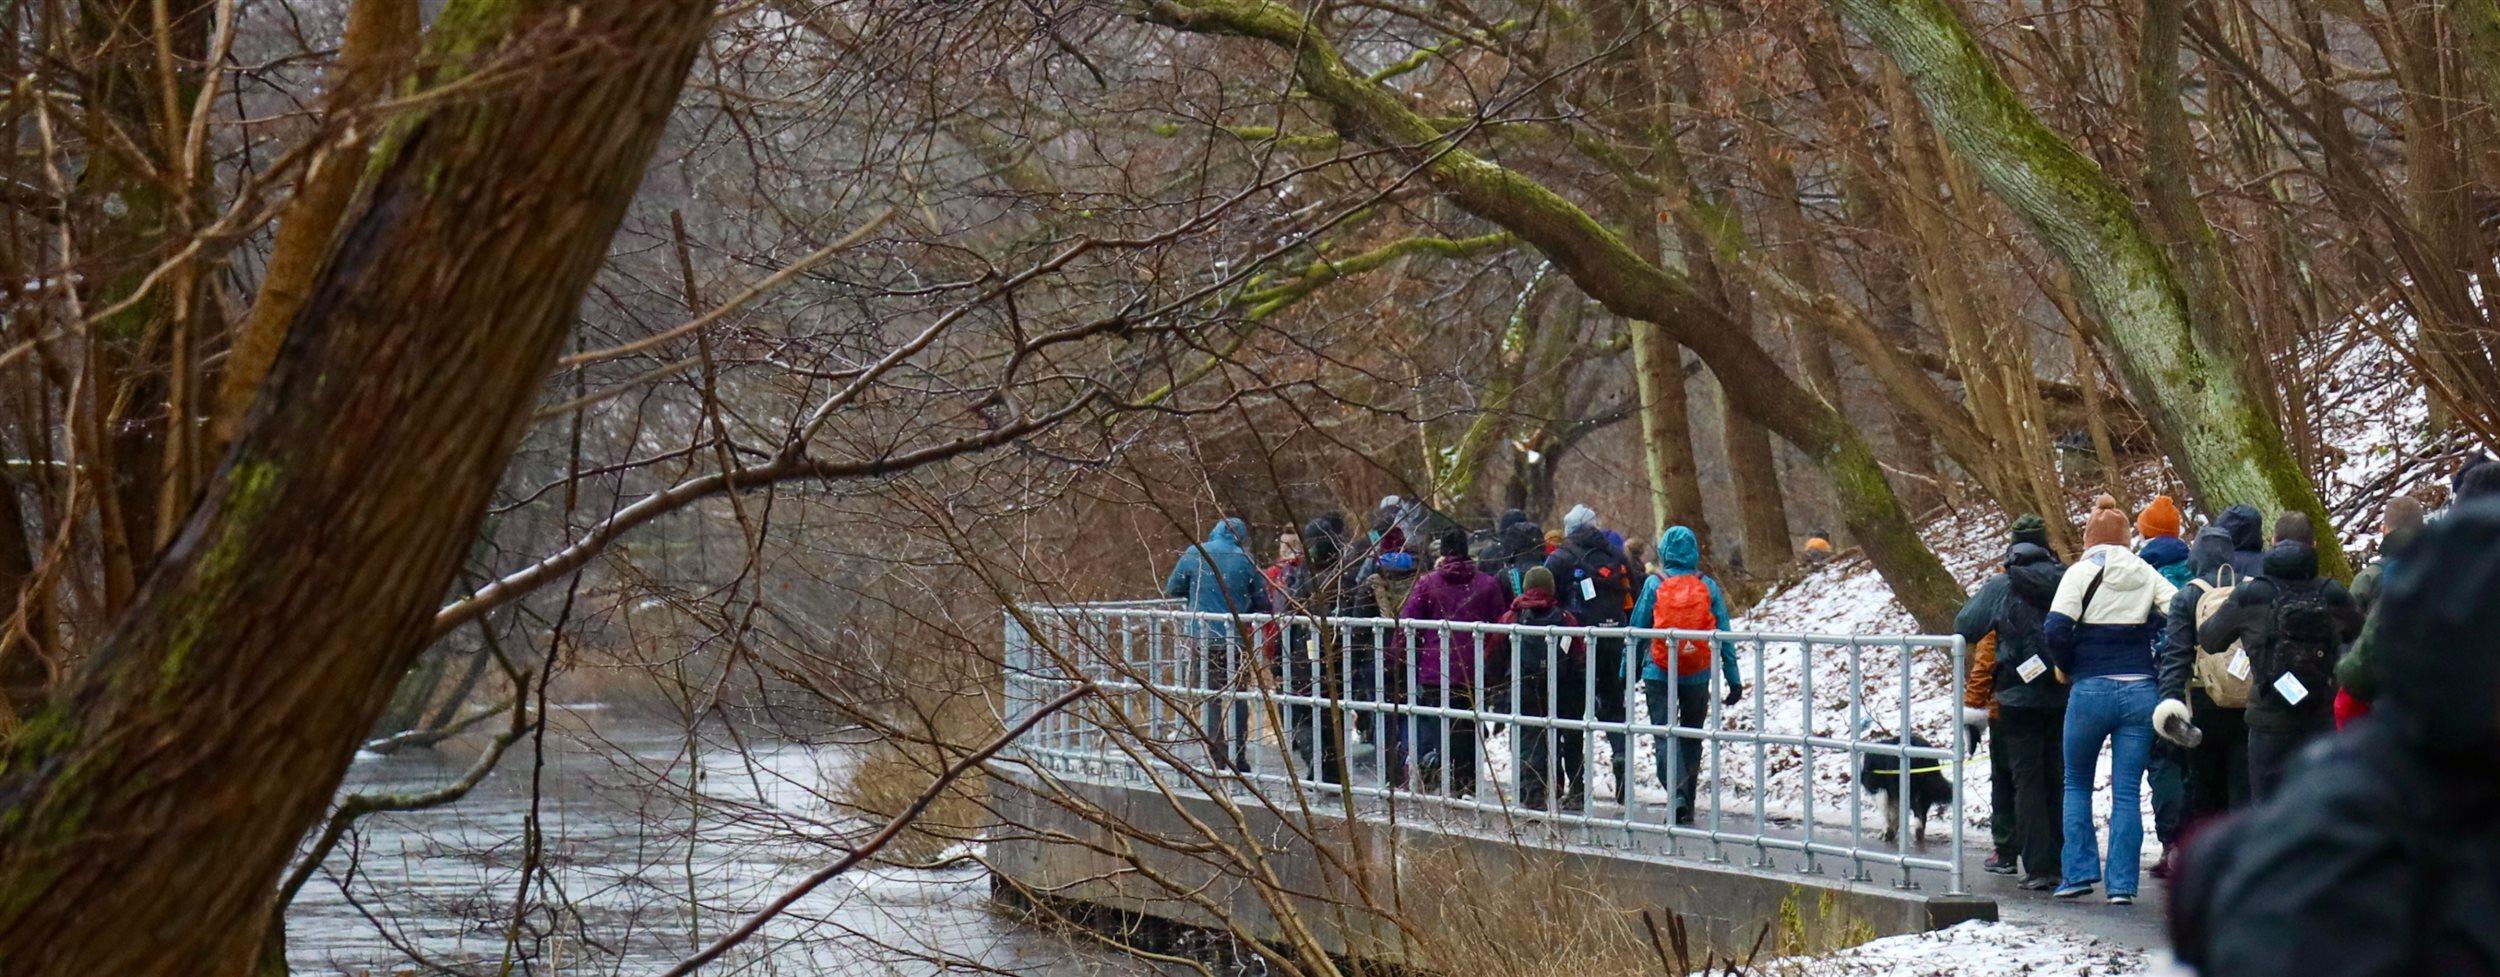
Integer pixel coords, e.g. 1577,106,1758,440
1708,921,2160,977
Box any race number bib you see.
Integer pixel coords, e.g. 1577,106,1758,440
2015,656,2048,683
2226,649,2251,682
1579,578,1597,601
2272,671,2310,706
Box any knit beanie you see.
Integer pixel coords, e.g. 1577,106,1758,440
1563,504,1598,534
1524,565,1555,595
2274,510,2316,546
2084,496,2130,549
2009,513,2051,549
2136,495,2183,540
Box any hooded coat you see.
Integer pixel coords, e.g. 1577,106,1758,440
1544,523,1637,625
2213,503,2269,580
2171,501,2500,977
2198,541,2362,732
2043,543,2178,681
1166,518,1272,636
1954,542,2070,709
2159,526,2240,703
1401,555,1511,687
1628,527,1741,688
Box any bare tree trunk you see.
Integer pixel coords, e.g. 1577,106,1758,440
0,2,715,973
1829,0,2348,576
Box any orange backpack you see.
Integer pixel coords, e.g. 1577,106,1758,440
1649,574,1716,677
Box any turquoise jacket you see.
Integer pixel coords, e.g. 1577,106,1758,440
1627,526,1741,687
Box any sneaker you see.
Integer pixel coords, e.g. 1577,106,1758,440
2109,894,2136,906
1983,854,2019,876
2053,882,2096,900
2017,877,2058,892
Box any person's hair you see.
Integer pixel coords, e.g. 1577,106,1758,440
2273,510,2315,546
2460,460,2500,502
1437,526,1468,558
2385,496,2426,535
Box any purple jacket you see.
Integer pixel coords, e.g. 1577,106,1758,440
1400,556,1511,687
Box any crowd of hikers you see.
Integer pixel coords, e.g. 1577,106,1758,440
1164,468,2500,975
1162,498,1741,821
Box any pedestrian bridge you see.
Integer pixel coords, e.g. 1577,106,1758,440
984,600,1996,965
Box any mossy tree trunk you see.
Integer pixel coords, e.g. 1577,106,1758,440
0,0,714,972
1829,0,2347,576
1135,0,1965,628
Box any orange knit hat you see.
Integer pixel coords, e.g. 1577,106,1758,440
2136,495,2183,539
2085,496,2131,549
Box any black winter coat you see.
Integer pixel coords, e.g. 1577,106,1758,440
2197,542,2362,731
1952,542,2068,709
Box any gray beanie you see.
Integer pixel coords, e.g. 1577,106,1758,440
1563,504,1597,534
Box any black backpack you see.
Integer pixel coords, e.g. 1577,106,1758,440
2260,582,2341,706
1510,604,1575,675
1567,541,1635,625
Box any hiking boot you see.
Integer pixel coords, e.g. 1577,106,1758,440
2053,882,2096,900
1672,806,1695,826
1983,854,2020,876
2017,877,2058,892
2150,849,2176,880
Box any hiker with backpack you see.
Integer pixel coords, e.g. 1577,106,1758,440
1400,528,1511,797
1498,565,1588,810
1545,505,1642,800
1953,514,2067,890
1628,525,1744,825
2131,496,2193,876
2160,505,2270,820
2169,499,2500,977
1165,516,1274,772
2042,498,2179,905
1284,515,1380,785
2196,515,2363,801
1495,517,1548,600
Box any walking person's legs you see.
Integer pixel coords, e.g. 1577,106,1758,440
1989,718,2018,870
1449,683,1480,797
1555,659,1588,806
2059,680,2116,895
1594,636,1630,799
1642,678,1675,808
1673,686,1709,822
2104,682,2158,901
1516,681,1552,808
2001,705,2063,886
2247,726,2319,801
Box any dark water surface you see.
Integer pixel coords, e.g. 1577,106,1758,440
284,706,1126,977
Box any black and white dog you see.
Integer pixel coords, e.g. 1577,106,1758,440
1857,730,1953,847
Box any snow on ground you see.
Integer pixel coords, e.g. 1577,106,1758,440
1709,921,2162,977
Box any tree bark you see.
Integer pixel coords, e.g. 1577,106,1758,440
1828,0,2347,577
1133,0,1965,628
0,1,714,973
214,0,421,446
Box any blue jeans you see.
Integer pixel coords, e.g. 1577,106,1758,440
2061,677,2157,894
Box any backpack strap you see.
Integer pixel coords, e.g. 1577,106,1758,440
2077,567,2109,621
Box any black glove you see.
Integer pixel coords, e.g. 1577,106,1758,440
1722,683,1744,707
1964,725,1985,756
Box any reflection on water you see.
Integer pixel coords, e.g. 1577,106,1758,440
285,706,1114,976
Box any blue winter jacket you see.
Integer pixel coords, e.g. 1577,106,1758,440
1629,527,1742,688
1165,518,1271,637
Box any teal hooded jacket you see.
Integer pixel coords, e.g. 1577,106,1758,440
1626,526,1741,687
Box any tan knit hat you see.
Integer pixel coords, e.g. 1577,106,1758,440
2084,496,2130,549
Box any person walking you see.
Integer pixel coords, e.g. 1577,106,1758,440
1545,505,1642,800
2169,500,2500,977
2336,495,2428,727
2197,517,2362,801
2132,496,2192,876
1628,526,1744,825
1498,565,1587,810
2163,506,2267,822
2042,498,2177,905
1285,516,1379,785
1953,514,2067,890
1401,528,1510,796
1164,516,1272,771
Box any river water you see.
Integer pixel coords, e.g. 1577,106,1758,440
284,706,1121,977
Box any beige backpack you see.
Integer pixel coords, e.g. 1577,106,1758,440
2190,566,2252,708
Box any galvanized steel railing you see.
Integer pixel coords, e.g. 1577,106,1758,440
1000,601,1971,894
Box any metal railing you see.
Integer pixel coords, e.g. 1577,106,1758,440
1001,601,1971,893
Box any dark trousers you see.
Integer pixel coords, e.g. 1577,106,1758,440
1643,679,1711,813
2186,692,2250,821
1410,682,1479,796
2147,740,2187,847
1198,639,1250,768
1989,721,2018,861
1514,658,1589,808
1277,633,1347,783
1996,705,2065,883
1592,636,1631,792
2248,725,2324,802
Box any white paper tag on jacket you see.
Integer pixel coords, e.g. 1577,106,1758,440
2273,671,2310,706
1306,632,1321,661
2227,649,2251,682
1580,578,1597,601
2016,656,2048,682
